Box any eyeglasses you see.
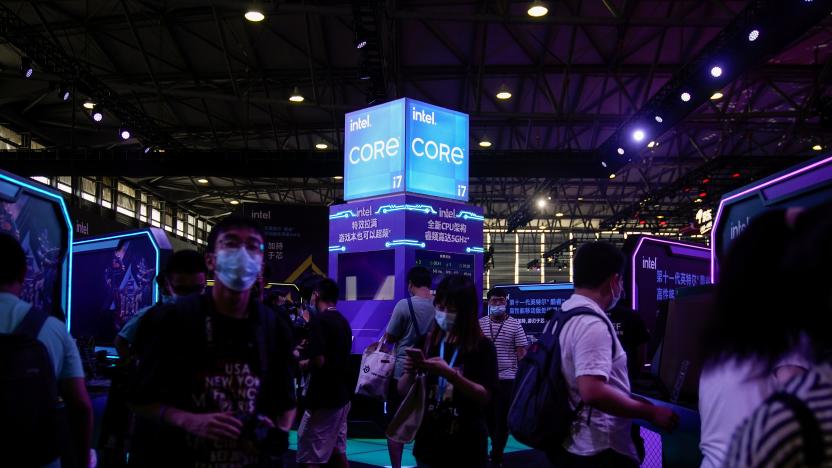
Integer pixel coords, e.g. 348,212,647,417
217,236,264,254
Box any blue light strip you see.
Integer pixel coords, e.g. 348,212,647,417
375,204,438,215
385,239,426,248
329,210,357,220
516,283,575,292
328,245,346,252
0,173,73,331
72,230,162,324
466,246,485,254
456,210,485,222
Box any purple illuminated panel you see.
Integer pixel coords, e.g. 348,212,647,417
711,155,832,280
329,194,483,352
629,237,710,338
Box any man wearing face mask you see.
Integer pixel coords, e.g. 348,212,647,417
478,288,528,467
129,216,297,467
551,242,678,467
381,266,434,468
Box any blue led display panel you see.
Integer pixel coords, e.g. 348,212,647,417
343,99,406,200
343,98,469,202
404,99,469,201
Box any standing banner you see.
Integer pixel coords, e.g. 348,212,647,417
243,204,328,283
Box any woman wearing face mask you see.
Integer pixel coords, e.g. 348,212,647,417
398,275,499,468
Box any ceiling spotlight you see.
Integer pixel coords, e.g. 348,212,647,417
119,127,131,140
710,66,723,78
617,147,625,155
59,85,71,102
83,101,95,110
537,198,547,208
647,141,656,148
655,115,663,123
496,84,512,100
710,92,724,100
813,144,823,151
748,29,760,42
197,178,209,184
656,215,665,219
143,146,152,154
289,87,304,102
244,10,265,22
333,176,344,180
609,173,616,179
356,39,368,49
355,26,368,49
527,1,549,17
694,198,703,203
555,212,564,217
315,143,328,150
601,161,608,168
230,200,240,205
681,92,692,102
21,57,33,78
632,130,645,142
479,139,492,148
92,111,103,122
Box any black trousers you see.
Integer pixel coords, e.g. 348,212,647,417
546,448,640,468
485,379,514,458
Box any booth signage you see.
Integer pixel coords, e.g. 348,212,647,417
343,98,469,202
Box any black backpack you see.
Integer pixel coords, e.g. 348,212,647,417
0,308,60,466
508,306,616,450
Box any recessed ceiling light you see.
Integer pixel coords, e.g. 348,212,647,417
197,178,209,184
710,92,724,100
479,140,492,148
315,143,328,150
555,212,564,217
496,84,512,100
527,1,549,17
333,176,344,180
647,141,656,148
617,147,625,155
230,200,240,205
609,173,616,179
83,101,95,109
289,87,304,102
813,144,823,151
681,92,692,102
244,10,265,22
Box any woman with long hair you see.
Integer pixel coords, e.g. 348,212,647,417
398,274,498,467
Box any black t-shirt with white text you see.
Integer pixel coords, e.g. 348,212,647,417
129,293,296,467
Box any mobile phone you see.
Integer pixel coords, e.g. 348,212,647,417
404,347,425,362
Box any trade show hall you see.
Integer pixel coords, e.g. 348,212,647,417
2,1,832,467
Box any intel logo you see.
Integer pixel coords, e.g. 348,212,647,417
411,107,436,125
349,114,372,132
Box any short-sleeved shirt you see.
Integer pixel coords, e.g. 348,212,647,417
559,294,638,461
305,307,354,410
129,293,296,467
387,296,435,378
413,334,498,467
479,315,528,380
0,292,84,380
724,362,832,468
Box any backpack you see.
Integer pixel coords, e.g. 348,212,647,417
507,306,616,450
0,308,60,466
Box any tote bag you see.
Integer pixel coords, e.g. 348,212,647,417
355,340,395,400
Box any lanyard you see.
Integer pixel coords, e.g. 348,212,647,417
489,318,507,343
437,337,459,404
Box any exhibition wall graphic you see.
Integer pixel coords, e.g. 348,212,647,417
491,283,574,338
243,203,328,284
0,170,71,322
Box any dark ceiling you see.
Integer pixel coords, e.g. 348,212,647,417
0,0,830,231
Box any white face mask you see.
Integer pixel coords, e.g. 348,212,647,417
435,309,457,332
214,248,261,292
608,280,623,311
488,305,507,318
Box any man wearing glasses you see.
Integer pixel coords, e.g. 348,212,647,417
130,216,297,467
479,288,528,467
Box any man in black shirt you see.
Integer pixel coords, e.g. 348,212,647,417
297,278,353,468
129,216,297,467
